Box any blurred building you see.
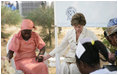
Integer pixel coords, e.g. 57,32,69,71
19,1,46,16
1,1,47,16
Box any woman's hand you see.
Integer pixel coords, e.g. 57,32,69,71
35,54,51,62
35,55,44,62
43,54,51,61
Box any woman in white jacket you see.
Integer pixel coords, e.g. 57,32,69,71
43,13,98,74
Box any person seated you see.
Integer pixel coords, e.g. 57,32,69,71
104,25,117,47
43,13,97,74
104,19,117,64
7,19,48,74
75,38,117,74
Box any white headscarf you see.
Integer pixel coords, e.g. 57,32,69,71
76,37,95,59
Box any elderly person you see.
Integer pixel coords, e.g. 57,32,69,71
104,19,117,64
43,13,98,74
104,18,117,47
7,19,48,74
104,25,117,47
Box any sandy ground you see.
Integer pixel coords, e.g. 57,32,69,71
1,25,109,74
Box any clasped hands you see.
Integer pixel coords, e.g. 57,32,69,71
35,54,51,62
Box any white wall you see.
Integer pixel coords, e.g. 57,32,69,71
54,1,117,27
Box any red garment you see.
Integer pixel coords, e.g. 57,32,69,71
8,31,48,74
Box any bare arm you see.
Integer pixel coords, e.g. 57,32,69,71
38,46,45,55
7,50,14,62
36,46,46,62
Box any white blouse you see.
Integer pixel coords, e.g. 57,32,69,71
90,68,117,74
49,27,98,62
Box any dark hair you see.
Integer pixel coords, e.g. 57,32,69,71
76,40,108,67
71,13,86,26
104,31,107,37
104,30,117,37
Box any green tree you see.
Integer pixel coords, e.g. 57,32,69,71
1,6,22,26
1,6,22,38
26,5,54,47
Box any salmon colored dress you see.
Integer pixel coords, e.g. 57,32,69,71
8,31,48,74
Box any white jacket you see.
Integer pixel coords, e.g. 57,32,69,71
49,27,98,62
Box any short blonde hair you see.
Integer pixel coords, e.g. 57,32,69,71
71,13,86,26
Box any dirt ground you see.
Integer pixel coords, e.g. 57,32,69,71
1,25,109,74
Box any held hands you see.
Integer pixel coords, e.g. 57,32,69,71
35,55,44,62
43,54,51,61
35,54,51,62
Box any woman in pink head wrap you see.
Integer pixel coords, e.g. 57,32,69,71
7,19,48,74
